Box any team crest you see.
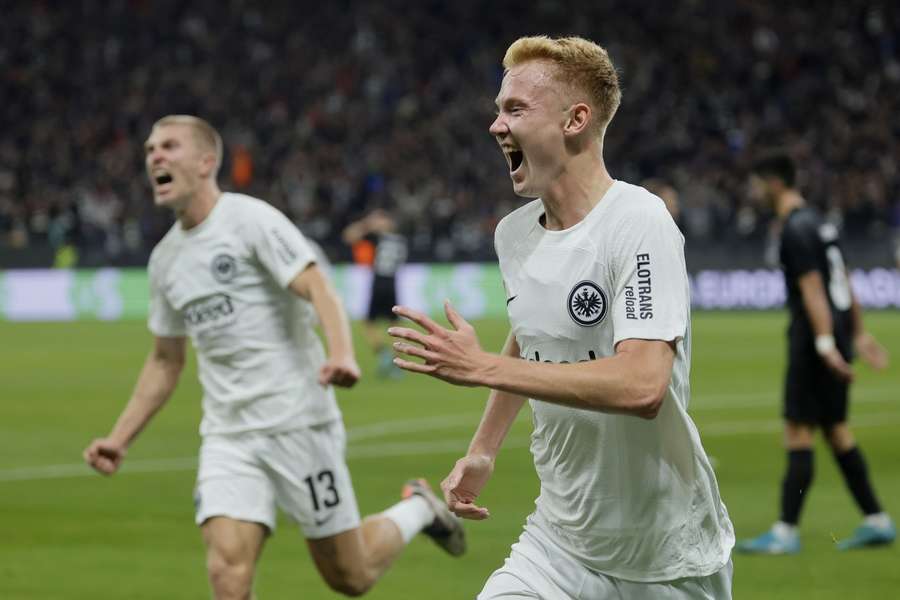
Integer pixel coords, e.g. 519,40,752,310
211,254,237,283
567,280,608,326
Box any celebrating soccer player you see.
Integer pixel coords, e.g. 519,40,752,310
737,153,895,554
83,115,464,599
389,36,735,598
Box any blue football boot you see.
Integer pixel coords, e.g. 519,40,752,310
836,520,896,551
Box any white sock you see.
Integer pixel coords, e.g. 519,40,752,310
864,513,892,529
772,521,798,540
382,496,434,543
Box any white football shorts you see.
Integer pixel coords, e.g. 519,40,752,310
478,522,733,600
194,420,361,539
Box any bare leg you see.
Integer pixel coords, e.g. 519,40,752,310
306,515,404,597
201,517,268,600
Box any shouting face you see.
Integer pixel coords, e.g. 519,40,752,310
144,123,215,210
489,61,573,198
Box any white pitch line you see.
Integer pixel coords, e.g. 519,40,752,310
2,407,899,483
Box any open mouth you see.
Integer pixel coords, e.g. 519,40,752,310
154,173,173,185
509,150,524,173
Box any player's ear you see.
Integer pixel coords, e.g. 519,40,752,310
198,151,217,178
564,102,592,137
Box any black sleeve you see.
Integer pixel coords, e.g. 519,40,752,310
781,218,820,279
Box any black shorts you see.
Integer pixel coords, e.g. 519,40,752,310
367,274,397,321
783,341,850,427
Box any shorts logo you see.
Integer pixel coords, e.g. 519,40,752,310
211,254,237,283
567,280,608,327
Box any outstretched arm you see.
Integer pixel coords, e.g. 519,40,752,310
441,333,526,520
389,302,673,419
289,263,360,387
83,335,186,474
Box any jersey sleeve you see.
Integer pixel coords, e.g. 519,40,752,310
247,203,317,288
780,217,819,278
610,203,689,346
147,260,186,337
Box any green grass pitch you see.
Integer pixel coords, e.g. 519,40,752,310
1,312,899,599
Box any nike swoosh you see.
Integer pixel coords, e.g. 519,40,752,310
314,513,336,527
506,295,518,305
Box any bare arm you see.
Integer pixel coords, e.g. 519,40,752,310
390,302,673,419
289,263,360,387
440,333,527,520
341,216,372,245
84,336,186,474
466,333,527,459
797,271,853,380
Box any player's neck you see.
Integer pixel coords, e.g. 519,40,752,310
775,190,805,220
177,184,223,230
540,152,613,231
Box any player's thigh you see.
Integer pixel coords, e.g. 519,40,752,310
782,352,822,425
201,516,268,570
784,420,816,448
264,422,361,539
816,368,850,431
195,435,278,531
305,526,369,585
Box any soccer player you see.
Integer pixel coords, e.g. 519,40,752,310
388,36,734,599
83,115,464,599
737,153,895,554
342,209,409,378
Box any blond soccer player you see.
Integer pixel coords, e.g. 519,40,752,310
83,115,464,599
389,37,735,599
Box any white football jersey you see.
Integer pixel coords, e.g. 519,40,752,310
495,181,734,582
148,193,342,436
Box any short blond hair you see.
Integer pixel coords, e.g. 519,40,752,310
503,36,621,133
152,115,223,173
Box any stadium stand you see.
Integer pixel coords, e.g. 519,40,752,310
1,1,898,267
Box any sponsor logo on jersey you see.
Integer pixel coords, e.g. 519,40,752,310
625,253,653,320
526,349,598,363
567,280,608,326
211,254,237,283
271,227,298,265
184,293,235,327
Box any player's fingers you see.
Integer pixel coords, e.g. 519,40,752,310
392,341,440,363
393,357,437,374
444,300,472,333
387,326,431,347
318,365,331,385
449,500,490,520
95,457,116,475
392,305,446,337
83,443,98,462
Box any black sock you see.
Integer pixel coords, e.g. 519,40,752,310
780,449,814,525
835,446,883,516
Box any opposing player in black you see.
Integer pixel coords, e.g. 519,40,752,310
738,153,894,553
343,209,408,377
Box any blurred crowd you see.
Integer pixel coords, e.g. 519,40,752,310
2,0,899,267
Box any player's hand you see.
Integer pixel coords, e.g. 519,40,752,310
854,332,889,371
388,301,490,386
83,438,126,475
319,355,361,388
820,348,854,382
441,454,494,520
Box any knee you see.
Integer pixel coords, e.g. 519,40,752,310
321,564,375,597
826,424,855,453
207,550,254,599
